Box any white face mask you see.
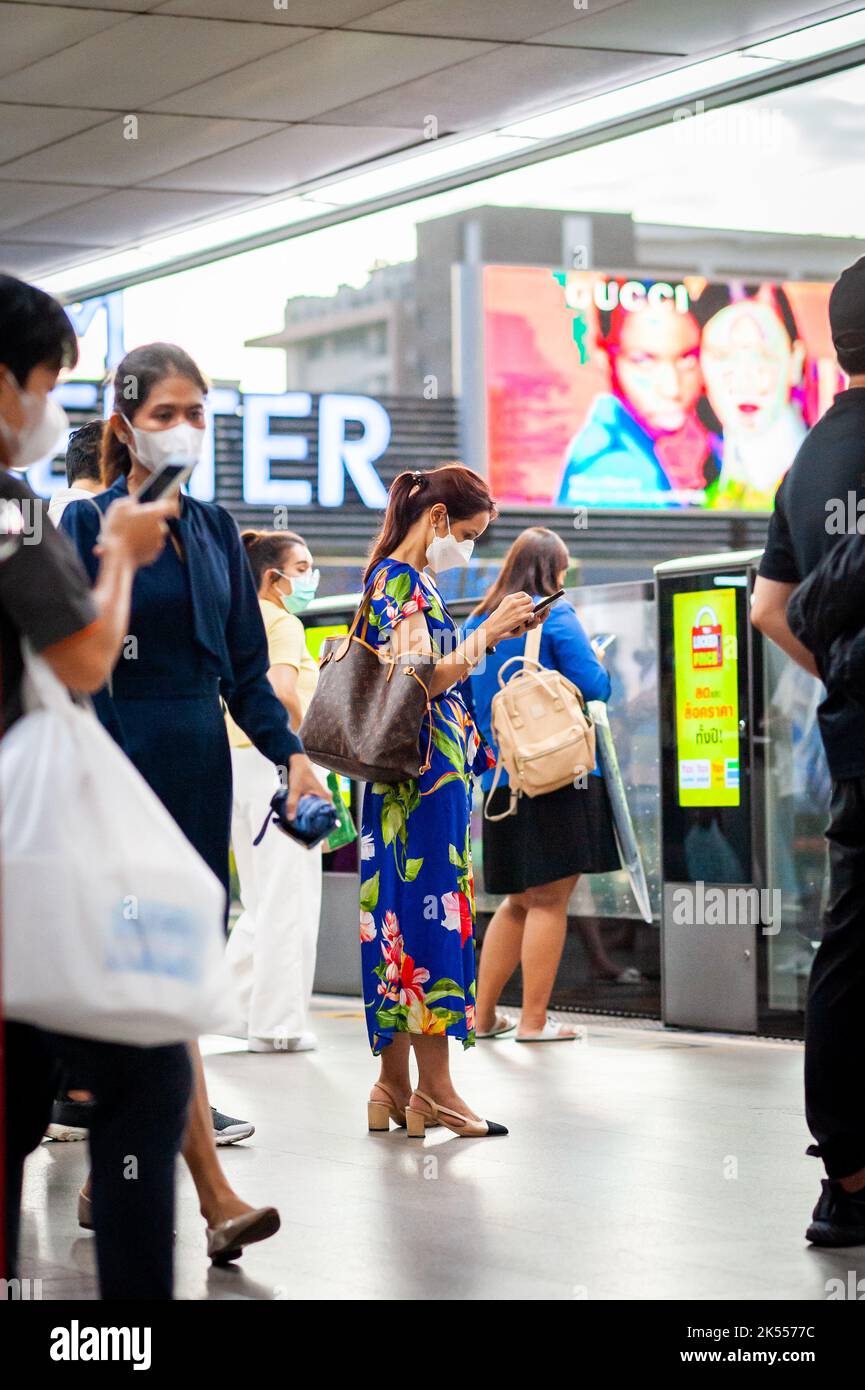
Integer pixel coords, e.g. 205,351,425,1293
121,415,204,473
425,513,474,573
0,370,69,470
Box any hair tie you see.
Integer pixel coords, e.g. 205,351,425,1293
411,470,426,488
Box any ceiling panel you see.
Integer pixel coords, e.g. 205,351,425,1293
0,239,113,273
0,13,318,108
148,28,495,120
0,112,285,185
532,0,865,53
1,0,859,282
0,103,111,162
154,0,385,22
345,0,634,44
145,121,419,194
320,42,665,132
10,186,250,245
0,179,111,233
0,1,131,80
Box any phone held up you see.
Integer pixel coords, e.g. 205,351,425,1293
131,460,193,504
531,588,566,618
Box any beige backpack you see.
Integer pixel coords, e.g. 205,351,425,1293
484,622,596,820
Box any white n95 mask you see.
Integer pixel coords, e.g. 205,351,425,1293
122,417,204,473
425,514,474,573
0,370,69,470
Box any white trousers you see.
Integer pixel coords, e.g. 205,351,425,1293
227,744,322,1042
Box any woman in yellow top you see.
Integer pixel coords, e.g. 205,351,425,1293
226,529,322,1052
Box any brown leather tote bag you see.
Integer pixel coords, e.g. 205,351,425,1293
299,587,436,783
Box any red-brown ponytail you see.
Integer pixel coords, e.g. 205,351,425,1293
363,463,497,583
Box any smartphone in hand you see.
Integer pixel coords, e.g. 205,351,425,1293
131,461,193,504
531,588,565,618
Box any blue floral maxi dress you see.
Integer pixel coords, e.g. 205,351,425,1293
359,560,493,1055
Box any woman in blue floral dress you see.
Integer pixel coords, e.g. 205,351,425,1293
360,465,539,1138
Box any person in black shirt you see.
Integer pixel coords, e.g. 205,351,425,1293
752,255,865,1246
0,274,190,1299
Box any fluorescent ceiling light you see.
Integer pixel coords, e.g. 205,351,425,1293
310,133,536,207
40,195,314,297
502,53,780,142
746,8,865,62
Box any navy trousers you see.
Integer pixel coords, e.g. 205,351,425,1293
3,1023,192,1300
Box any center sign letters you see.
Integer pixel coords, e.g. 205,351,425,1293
28,386,392,510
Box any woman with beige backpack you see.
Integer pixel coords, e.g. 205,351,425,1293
464,528,622,1042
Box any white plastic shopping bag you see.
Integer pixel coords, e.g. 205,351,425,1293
0,645,239,1045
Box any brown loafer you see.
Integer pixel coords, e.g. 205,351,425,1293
206,1206,281,1265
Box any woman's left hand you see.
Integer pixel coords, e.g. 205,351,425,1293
286,753,332,819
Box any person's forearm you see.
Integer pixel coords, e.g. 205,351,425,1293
428,623,493,697
755,611,820,678
285,693,303,730
268,666,303,729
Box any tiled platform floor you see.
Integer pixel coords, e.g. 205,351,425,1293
17,1001,862,1301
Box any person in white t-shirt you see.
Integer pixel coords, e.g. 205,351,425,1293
226,527,323,1053
47,418,104,525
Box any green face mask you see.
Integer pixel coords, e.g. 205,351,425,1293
276,568,319,615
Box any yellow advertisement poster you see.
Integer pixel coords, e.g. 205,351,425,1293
673,588,740,808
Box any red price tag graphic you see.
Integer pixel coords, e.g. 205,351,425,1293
691,606,723,669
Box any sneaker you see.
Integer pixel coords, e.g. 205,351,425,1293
248,1032,318,1053
45,1096,95,1142
211,1107,255,1146
806,1179,865,1246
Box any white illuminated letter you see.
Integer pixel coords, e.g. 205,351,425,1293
618,281,647,312
242,393,313,506
647,282,674,308
318,394,390,508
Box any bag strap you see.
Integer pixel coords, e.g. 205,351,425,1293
496,653,542,687
524,621,542,666
483,754,518,820
346,583,375,644
253,805,273,846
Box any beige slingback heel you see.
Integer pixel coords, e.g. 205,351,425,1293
367,1080,408,1131
406,1089,508,1138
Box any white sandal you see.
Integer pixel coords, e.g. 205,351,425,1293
515,1018,580,1043
475,1012,516,1040
614,967,643,984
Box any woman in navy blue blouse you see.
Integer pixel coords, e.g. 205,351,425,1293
62,343,328,1265
464,528,621,1042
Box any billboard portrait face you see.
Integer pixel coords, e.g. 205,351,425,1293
608,304,703,436
482,266,839,512
700,299,805,439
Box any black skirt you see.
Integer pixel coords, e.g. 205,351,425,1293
481,774,621,896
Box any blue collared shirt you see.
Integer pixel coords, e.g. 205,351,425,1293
61,475,303,767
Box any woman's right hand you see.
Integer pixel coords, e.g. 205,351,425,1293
488,590,537,643
98,497,172,568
